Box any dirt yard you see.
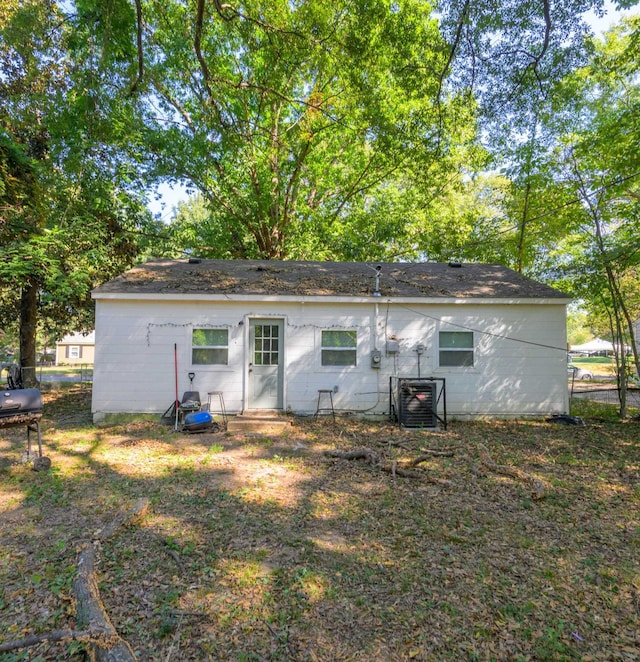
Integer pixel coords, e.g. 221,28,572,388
0,388,638,661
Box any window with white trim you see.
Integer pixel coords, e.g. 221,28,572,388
69,346,80,359
439,331,474,367
192,328,228,365
321,330,357,366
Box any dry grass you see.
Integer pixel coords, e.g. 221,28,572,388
0,388,639,661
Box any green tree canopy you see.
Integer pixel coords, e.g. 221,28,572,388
0,0,153,379
530,15,640,404
115,0,482,259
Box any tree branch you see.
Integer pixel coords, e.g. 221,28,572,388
194,0,215,100
127,0,144,97
0,629,94,654
436,0,470,106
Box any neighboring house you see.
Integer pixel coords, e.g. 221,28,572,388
91,259,571,422
56,331,96,366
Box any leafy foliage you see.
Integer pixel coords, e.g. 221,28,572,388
3,0,640,360
129,0,483,260
539,16,640,395
0,0,154,367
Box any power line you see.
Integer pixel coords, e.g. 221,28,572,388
398,304,569,353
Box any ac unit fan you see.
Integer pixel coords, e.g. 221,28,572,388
397,379,438,428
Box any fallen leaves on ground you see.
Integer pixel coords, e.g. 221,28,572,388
0,388,638,661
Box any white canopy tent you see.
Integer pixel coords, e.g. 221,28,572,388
570,338,614,353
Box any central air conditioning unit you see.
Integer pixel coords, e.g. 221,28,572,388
396,378,438,429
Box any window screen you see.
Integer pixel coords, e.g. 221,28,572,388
192,328,228,365
439,331,474,367
321,330,357,366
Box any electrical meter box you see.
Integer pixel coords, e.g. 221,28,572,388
370,350,382,368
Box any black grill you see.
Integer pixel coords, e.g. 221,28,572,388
0,388,43,426
0,388,49,470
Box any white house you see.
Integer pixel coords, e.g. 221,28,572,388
55,331,96,366
91,259,571,422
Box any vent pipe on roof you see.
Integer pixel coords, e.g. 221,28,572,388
448,261,462,268
373,265,382,296
188,257,202,264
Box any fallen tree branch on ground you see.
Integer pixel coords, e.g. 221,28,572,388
76,497,150,661
161,539,184,570
379,463,450,482
324,449,380,464
324,448,451,485
73,544,138,661
476,444,547,500
0,499,149,660
0,629,94,654
417,448,456,457
407,452,454,466
93,498,149,542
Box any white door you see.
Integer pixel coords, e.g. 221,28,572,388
248,319,283,409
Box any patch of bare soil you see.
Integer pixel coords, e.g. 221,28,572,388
0,389,639,661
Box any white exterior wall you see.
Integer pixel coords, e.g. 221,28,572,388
92,296,569,420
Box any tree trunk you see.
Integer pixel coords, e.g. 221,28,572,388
19,276,38,388
607,313,627,418
72,499,148,661
515,180,532,274
73,545,137,662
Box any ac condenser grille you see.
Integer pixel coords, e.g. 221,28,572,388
397,379,438,428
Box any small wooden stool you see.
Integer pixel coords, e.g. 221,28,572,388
207,391,228,427
315,389,335,421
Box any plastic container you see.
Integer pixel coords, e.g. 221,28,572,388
182,410,213,432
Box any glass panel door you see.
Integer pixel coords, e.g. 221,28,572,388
248,320,283,409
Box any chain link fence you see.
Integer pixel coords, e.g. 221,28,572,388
1,364,93,389
571,385,640,408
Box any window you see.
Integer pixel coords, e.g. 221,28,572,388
253,324,279,366
192,328,228,365
321,330,357,366
69,346,80,359
439,331,474,367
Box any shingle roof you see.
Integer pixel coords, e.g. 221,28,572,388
93,259,569,299
57,331,95,344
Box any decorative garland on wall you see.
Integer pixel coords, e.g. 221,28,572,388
143,303,564,353
146,318,365,347
146,322,234,347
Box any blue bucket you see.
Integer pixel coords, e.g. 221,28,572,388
183,410,212,432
